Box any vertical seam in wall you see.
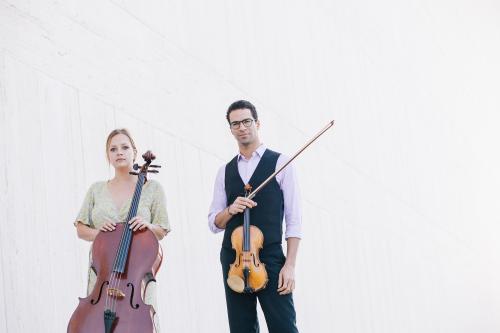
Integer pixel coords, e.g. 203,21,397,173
0,48,9,333
76,91,87,184
37,72,53,331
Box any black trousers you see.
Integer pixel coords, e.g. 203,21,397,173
220,245,299,333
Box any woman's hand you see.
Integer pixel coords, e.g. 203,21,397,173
99,221,117,232
128,216,149,232
76,222,100,241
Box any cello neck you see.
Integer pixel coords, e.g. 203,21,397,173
125,173,146,222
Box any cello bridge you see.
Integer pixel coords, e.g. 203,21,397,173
107,288,125,298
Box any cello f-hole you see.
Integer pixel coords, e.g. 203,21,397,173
127,283,140,309
91,281,109,305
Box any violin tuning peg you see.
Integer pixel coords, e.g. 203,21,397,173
129,171,139,176
150,164,161,168
147,170,159,174
133,164,140,170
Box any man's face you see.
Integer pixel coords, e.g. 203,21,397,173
228,108,260,146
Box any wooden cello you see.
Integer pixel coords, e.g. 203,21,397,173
227,120,335,293
68,151,163,333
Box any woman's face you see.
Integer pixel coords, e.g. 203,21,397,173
107,133,135,169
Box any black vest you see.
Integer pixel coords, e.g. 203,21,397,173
222,149,284,251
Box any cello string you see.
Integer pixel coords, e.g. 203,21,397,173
115,182,141,275
109,227,130,312
112,228,133,312
110,178,142,313
107,223,129,308
105,236,122,311
109,166,151,314
106,173,143,313
107,180,140,312
109,219,132,312
107,216,132,311
114,173,143,271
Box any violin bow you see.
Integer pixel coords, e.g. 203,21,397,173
247,120,335,200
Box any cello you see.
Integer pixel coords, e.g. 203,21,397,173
68,151,163,333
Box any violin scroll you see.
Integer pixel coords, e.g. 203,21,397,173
244,184,252,196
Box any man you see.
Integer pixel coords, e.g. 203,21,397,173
208,100,302,333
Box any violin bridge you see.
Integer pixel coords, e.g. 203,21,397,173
107,288,125,298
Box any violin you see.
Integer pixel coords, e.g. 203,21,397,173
227,184,268,293
68,151,163,333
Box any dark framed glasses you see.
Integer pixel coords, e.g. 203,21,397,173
230,118,255,130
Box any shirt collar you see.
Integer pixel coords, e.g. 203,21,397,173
237,144,266,161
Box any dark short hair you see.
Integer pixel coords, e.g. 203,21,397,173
226,100,258,124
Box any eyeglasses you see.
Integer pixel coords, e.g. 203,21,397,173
229,118,255,130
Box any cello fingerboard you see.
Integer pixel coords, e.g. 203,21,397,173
113,173,146,273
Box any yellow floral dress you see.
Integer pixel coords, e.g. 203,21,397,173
75,179,170,332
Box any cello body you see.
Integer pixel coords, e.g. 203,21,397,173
68,223,161,333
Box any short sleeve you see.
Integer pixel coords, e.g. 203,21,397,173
150,181,171,232
74,184,95,227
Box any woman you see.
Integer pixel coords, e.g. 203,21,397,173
74,128,170,332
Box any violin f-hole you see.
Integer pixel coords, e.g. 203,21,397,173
234,253,243,268
250,253,261,267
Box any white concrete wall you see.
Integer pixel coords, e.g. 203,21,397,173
1,0,499,332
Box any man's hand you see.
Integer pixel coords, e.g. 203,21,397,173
277,263,295,295
228,196,257,215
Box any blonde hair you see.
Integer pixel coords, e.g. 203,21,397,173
105,128,138,162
